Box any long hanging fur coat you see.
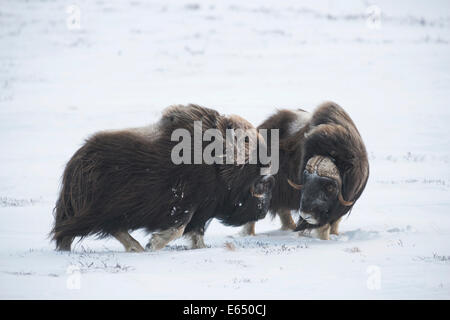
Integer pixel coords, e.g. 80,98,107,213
51,104,272,251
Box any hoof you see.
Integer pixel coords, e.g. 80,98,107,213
145,238,166,251
191,242,207,249
127,244,145,252
145,242,158,252
240,222,256,236
240,229,256,236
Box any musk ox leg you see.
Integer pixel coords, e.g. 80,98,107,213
187,231,207,249
316,224,331,240
330,217,342,235
56,236,74,251
146,225,186,251
240,222,256,236
278,209,296,231
113,231,145,252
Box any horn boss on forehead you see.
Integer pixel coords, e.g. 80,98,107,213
304,155,354,207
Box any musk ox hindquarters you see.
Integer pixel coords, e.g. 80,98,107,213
51,104,273,252
241,101,369,240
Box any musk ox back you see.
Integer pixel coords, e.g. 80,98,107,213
241,101,369,240
51,104,273,252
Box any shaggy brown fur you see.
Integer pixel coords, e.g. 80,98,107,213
242,101,369,239
51,104,273,251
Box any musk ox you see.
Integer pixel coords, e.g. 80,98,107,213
51,104,274,252
241,101,369,240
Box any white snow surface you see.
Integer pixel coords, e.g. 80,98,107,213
1,0,450,299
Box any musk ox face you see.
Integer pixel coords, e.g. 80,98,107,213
218,174,274,226
296,155,354,230
299,170,339,226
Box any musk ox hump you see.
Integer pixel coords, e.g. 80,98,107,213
161,104,221,130
287,109,312,135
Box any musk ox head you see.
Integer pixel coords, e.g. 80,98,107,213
216,114,276,225
290,101,369,232
219,174,275,226
297,155,353,227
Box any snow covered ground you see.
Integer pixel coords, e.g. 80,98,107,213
1,0,449,299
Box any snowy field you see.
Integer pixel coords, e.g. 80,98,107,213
1,0,450,299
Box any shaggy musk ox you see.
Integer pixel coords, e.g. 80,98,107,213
51,104,274,252
242,101,369,240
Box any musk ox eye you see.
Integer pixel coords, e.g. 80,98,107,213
326,183,336,193
303,170,311,180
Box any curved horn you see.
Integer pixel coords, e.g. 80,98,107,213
338,192,354,206
287,179,303,190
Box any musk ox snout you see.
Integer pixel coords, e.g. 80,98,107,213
300,198,328,217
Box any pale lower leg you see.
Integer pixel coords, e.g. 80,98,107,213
330,217,342,235
146,225,186,251
240,222,256,236
113,231,145,252
188,232,207,249
316,224,331,240
278,209,296,230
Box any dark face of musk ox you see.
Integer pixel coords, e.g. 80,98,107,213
218,175,275,226
296,155,351,230
299,171,339,226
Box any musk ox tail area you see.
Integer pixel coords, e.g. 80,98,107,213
52,213,102,251
50,133,124,250
51,143,96,250
50,129,183,251
52,196,76,251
